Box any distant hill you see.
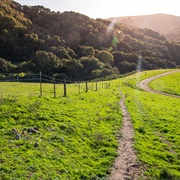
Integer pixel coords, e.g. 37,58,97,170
107,14,180,42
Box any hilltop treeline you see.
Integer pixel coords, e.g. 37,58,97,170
0,0,180,80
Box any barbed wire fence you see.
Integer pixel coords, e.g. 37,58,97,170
0,72,111,98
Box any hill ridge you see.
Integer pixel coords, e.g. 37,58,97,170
106,13,180,42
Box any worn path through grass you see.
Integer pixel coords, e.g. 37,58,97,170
121,69,180,179
110,90,144,180
110,69,180,179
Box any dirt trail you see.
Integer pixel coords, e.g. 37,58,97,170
110,70,180,180
110,90,143,180
139,70,180,98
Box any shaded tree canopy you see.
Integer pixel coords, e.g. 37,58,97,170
30,51,63,74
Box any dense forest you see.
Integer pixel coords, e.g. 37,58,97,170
0,0,180,80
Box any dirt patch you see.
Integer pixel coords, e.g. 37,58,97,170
139,70,180,98
110,90,144,180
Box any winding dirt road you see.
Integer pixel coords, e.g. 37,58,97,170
139,70,180,98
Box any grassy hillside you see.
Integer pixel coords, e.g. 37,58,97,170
0,69,180,179
118,69,180,179
0,83,122,179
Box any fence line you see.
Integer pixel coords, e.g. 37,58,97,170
0,72,111,98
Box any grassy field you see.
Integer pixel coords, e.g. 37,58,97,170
118,69,180,179
0,81,109,98
0,85,121,179
149,71,180,96
0,69,179,179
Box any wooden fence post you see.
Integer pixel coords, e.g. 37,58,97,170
63,79,67,97
85,81,88,92
53,75,56,98
40,71,42,97
17,74,19,82
78,81,81,94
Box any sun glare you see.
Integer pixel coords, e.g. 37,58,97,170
15,0,180,18
92,0,180,19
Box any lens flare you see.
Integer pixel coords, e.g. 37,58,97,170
106,18,125,45
136,55,142,86
106,18,118,34
112,30,125,45
137,55,142,72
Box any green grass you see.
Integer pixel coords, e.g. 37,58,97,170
117,69,180,179
0,86,122,179
123,88,180,179
149,72,180,96
0,81,109,98
0,69,179,179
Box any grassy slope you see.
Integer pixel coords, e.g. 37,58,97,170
117,69,180,179
149,72,180,96
0,87,122,179
0,69,179,179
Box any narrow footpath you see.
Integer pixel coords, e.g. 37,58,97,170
110,90,143,180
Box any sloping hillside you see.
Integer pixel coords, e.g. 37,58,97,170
107,14,180,42
0,1,180,80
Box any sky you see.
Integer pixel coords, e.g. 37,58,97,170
14,0,180,19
